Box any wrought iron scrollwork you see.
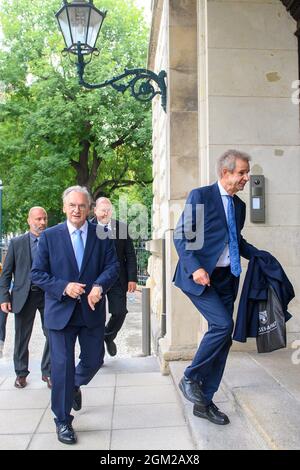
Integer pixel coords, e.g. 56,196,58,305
75,43,167,112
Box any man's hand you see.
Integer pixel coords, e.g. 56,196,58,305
192,268,210,286
128,282,137,293
0,302,11,314
65,283,86,299
88,286,102,311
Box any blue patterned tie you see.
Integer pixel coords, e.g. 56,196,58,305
226,196,241,277
73,229,84,270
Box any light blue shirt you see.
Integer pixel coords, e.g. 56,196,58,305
67,220,88,254
216,181,231,267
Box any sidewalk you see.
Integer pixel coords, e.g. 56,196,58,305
0,293,196,450
170,348,300,450
0,356,196,450
1,292,299,450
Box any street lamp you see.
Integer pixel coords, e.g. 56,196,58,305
0,179,3,262
55,0,167,111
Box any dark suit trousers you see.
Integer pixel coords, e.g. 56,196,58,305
0,310,7,342
48,303,105,425
105,281,128,342
14,290,50,377
184,267,237,404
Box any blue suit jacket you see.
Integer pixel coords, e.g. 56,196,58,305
173,182,258,296
31,221,120,330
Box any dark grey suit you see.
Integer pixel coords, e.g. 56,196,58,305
90,218,137,343
0,233,50,377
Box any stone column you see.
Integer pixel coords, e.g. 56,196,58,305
148,0,201,373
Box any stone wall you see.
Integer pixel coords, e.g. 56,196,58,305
148,0,300,370
199,0,300,344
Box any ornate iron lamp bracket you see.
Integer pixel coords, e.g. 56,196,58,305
75,43,167,112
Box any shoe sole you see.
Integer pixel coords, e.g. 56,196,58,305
179,380,205,406
193,409,230,425
57,436,77,445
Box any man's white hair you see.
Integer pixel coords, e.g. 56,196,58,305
62,186,92,206
216,149,252,178
95,197,112,207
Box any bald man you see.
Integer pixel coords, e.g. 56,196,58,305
0,207,51,388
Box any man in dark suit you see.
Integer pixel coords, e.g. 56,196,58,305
31,187,119,445
0,207,50,388
173,150,259,425
92,197,137,357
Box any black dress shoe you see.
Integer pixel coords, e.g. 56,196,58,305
193,402,230,425
56,423,77,445
72,387,82,411
106,339,117,357
179,376,206,405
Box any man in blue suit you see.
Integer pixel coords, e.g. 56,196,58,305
31,186,119,445
173,150,258,425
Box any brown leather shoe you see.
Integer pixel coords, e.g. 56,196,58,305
14,376,27,388
42,376,52,389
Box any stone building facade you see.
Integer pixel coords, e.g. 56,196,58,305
147,0,300,373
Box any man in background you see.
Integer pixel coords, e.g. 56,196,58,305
92,197,137,357
0,207,51,388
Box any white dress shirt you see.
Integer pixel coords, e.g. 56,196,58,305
97,220,112,231
215,181,231,268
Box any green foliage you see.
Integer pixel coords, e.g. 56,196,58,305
0,0,153,233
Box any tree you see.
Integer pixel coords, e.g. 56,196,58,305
0,0,152,232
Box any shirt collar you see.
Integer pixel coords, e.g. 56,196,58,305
29,232,39,242
67,220,88,235
97,220,112,230
218,181,230,197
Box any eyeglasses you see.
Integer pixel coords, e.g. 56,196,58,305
68,204,88,211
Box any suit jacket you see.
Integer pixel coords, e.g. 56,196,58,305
233,251,294,342
91,218,137,291
31,221,120,330
173,182,259,296
0,233,36,313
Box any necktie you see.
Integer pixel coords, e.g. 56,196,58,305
104,225,109,233
226,196,241,277
73,229,84,270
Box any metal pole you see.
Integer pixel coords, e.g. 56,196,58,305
161,236,166,337
0,180,3,263
142,287,151,356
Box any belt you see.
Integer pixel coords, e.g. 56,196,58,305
213,266,231,273
30,285,43,293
